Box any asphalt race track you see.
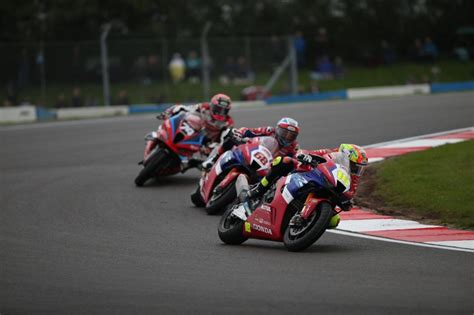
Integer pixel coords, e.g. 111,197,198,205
1,92,473,314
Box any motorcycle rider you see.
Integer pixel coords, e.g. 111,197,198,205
154,93,234,162
245,143,369,228
201,117,300,171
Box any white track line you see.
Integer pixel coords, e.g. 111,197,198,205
328,230,474,253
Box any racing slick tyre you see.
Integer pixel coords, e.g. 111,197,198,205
134,149,167,187
218,206,248,245
190,186,206,207
283,202,333,252
205,181,237,215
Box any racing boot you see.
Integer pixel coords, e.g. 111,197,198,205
327,213,341,229
201,151,219,171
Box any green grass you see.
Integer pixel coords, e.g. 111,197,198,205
372,140,474,229
7,59,474,107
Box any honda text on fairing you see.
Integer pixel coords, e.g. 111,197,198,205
191,136,279,215
218,155,353,252
134,111,207,186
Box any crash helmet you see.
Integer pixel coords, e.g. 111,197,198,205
275,117,299,147
209,93,232,122
338,144,368,176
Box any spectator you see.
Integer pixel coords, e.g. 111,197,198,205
115,90,130,105
71,87,83,107
219,56,237,85
186,50,201,84
310,55,334,80
293,31,306,68
55,93,68,108
423,37,438,62
168,53,186,83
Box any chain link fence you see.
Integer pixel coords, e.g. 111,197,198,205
1,36,298,107
1,35,466,107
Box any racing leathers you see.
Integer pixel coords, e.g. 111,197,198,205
201,126,299,170
158,102,234,154
248,148,361,209
158,102,234,142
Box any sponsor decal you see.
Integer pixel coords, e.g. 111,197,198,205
244,222,251,233
261,204,272,212
255,217,271,226
252,223,273,235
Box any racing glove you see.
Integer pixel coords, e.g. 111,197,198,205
339,198,353,211
296,153,314,165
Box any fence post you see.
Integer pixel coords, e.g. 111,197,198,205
100,23,112,106
288,36,298,95
201,22,212,100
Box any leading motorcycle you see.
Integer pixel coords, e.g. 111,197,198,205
218,155,352,252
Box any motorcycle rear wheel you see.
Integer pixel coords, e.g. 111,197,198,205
205,181,237,215
283,202,333,252
218,206,248,245
190,186,206,207
134,149,167,187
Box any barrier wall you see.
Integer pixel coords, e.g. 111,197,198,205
2,81,473,124
128,104,173,114
56,106,129,120
430,81,474,93
347,84,430,99
0,106,37,123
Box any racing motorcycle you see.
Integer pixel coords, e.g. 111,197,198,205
217,155,353,252
191,136,279,215
134,111,207,186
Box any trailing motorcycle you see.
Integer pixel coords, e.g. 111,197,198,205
218,155,352,251
134,112,207,186
191,136,279,215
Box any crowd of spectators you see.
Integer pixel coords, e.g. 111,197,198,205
2,30,472,107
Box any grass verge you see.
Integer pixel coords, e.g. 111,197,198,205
357,140,474,229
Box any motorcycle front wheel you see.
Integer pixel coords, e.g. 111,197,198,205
218,206,248,245
283,202,333,252
134,149,167,187
205,180,237,215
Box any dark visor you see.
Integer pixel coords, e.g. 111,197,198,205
212,103,230,116
276,128,298,142
350,161,366,176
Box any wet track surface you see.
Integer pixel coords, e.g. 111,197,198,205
1,92,474,314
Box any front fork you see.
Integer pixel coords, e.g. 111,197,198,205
298,192,340,228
